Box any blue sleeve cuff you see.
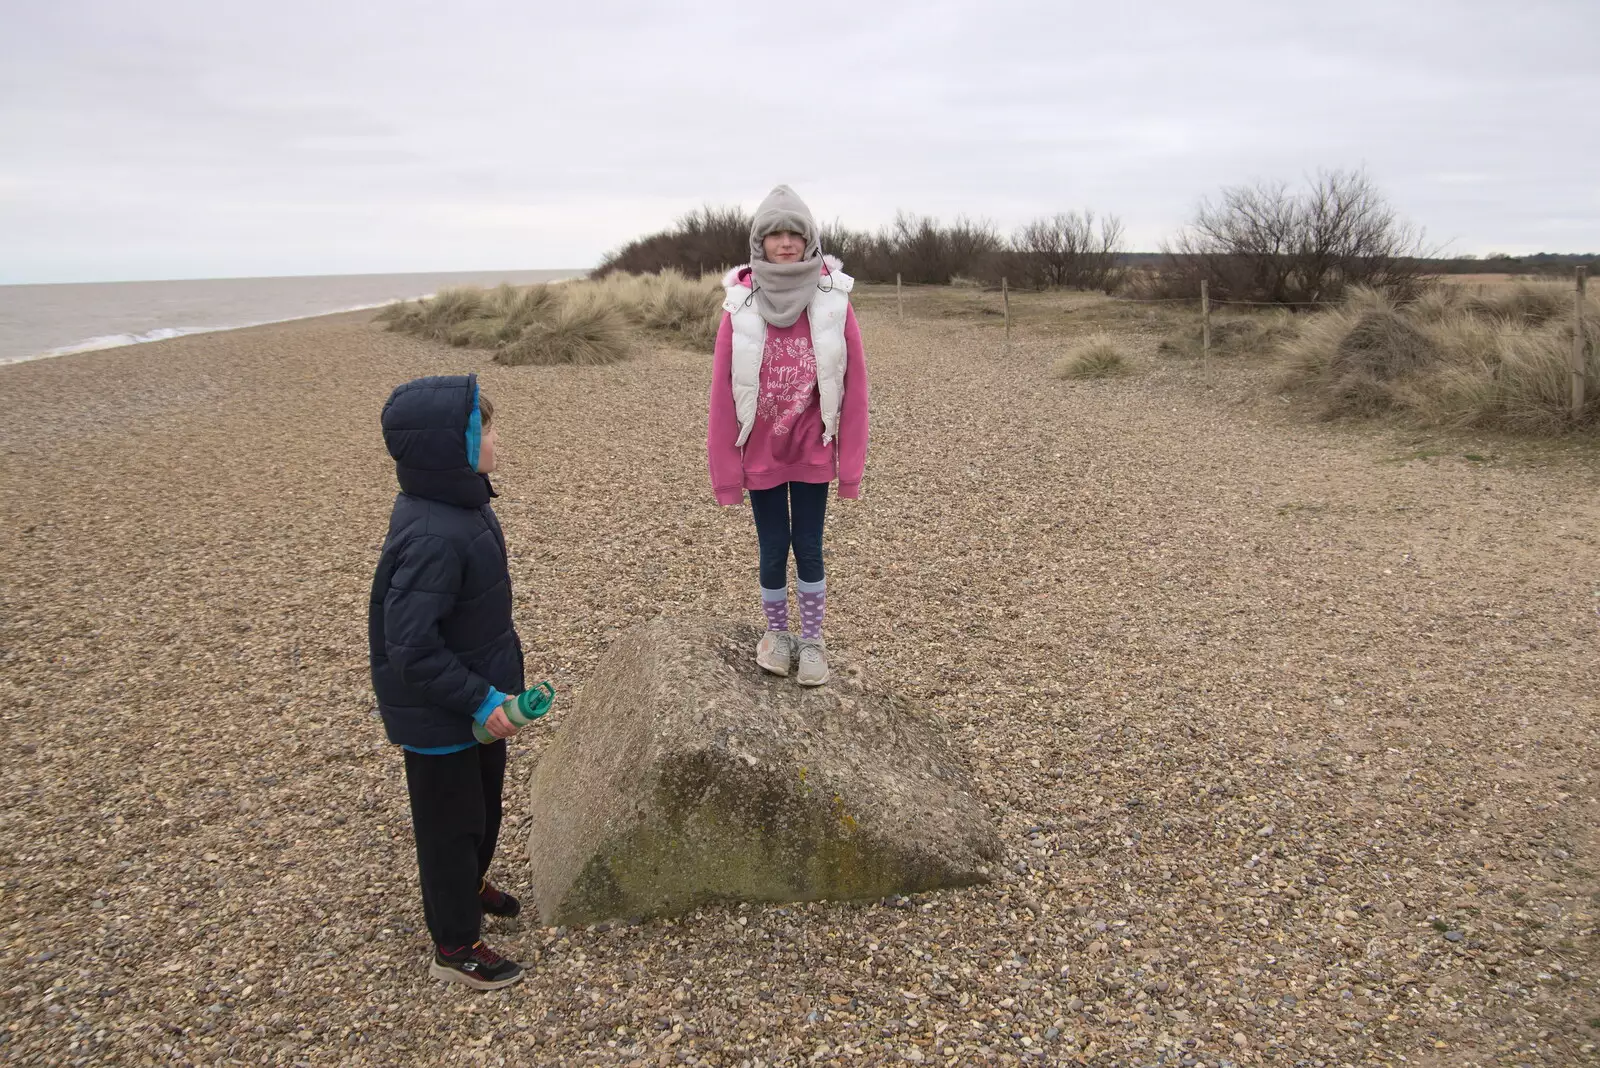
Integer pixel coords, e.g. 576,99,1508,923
473,687,510,725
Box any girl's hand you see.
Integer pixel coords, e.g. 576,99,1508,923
484,707,518,739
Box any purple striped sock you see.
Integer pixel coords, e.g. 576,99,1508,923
761,589,788,632
797,580,825,640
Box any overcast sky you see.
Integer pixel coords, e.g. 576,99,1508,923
3,0,1596,284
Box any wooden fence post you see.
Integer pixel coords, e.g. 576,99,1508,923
1201,279,1211,367
1002,276,1011,349
896,273,903,320
1574,266,1588,420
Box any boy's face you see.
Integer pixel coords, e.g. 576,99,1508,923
476,422,498,474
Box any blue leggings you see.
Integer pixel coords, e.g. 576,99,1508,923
749,481,828,590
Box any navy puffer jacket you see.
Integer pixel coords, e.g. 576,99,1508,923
368,374,524,749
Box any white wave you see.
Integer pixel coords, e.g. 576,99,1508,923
44,327,219,357
10,301,408,365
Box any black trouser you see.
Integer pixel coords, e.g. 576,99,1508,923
749,481,829,590
403,740,506,949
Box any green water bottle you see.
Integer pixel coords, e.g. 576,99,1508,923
473,681,555,744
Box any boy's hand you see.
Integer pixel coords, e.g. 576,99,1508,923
484,707,518,739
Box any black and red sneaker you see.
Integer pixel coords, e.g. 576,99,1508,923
429,940,523,991
479,878,522,919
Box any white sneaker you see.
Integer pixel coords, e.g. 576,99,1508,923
756,630,795,675
796,638,829,687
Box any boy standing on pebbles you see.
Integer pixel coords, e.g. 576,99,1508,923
368,373,543,991
708,185,870,686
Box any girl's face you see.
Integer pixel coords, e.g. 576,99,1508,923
762,230,805,264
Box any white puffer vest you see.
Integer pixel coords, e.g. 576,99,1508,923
721,255,854,448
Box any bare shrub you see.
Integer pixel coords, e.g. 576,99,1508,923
600,205,1141,287
1012,212,1126,292
1158,170,1429,305
884,213,1003,285
806,213,1007,285
596,205,752,278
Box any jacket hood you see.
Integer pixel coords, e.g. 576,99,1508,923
723,254,842,289
749,184,819,261
381,374,494,508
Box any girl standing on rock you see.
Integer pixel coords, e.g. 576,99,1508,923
707,185,869,687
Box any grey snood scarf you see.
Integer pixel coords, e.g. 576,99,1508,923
748,184,824,328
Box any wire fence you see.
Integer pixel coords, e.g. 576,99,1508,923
889,268,1594,417
1079,295,1342,308
1212,298,1339,308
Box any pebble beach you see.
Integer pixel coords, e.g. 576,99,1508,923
0,300,1596,1066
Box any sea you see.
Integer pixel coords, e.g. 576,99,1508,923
0,269,585,366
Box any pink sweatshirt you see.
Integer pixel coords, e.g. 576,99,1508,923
707,267,869,506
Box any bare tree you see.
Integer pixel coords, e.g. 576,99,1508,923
595,204,752,278
819,221,887,280
881,212,1002,285
1012,211,1126,292
599,206,1012,285
1160,170,1427,305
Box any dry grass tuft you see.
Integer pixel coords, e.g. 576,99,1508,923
496,298,631,367
1411,280,1572,327
490,282,559,330
1158,309,1298,360
1464,282,1572,326
1054,334,1129,379
446,318,518,349
1323,309,1437,414
375,287,488,343
377,271,723,365
624,269,723,348
1277,283,1599,430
